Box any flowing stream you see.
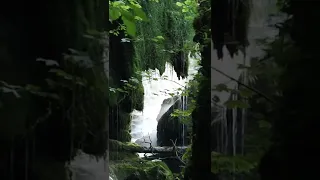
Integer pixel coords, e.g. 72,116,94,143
130,54,200,147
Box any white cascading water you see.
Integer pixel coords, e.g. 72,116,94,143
130,54,200,147
68,54,200,180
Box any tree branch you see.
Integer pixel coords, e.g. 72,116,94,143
211,66,275,103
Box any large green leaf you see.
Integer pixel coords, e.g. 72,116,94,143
109,8,121,20
122,17,136,37
129,4,148,21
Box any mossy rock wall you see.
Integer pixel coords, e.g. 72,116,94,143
0,0,108,179
185,0,213,179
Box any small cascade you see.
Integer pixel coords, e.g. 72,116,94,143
130,54,200,147
181,95,187,146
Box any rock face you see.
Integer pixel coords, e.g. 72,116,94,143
156,96,187,146
70,151,109,180
0,1,109,179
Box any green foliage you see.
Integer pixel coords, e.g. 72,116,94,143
182,146,192,162
170,73,202,125
211,152,257,175
109,75,144,111
109,0,148,37
133,0,196,74
212,83,254,109
110,159,174,180
1,44,109,157
176,0,198,21
181,147,256,175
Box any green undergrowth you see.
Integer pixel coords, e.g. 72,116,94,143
110,159,174,180
109,139,174,180
182,147,257,176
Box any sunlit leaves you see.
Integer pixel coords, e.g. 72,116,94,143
176,2,184,6
109,0,148,37
175,0,198,21
122,16,136,37
151,36,165,43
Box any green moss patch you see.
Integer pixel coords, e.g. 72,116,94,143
110,159,174,180
109,139,142,151
109,140,174,180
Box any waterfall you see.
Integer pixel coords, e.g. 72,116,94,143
130,54,200,148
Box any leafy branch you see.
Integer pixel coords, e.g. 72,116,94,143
109,0,148,37
176,0,199,21
211,66,275,104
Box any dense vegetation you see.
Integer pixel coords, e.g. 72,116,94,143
0,0,317,180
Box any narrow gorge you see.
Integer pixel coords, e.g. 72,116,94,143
1,0,315,180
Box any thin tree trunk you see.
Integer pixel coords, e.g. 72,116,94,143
232,93,237,180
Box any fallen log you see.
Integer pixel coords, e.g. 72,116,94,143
130,146,188,153
109,139,188,153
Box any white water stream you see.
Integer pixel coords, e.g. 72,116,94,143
68,54,200,180
130,54,200,147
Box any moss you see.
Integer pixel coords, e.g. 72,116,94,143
109,139,142,151
110,109,132,142
109,140,174,179
110,159,174,180
119,111,132,130
109,151,139,161
118,130,132,142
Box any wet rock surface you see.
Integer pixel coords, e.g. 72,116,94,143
157,96,186,146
